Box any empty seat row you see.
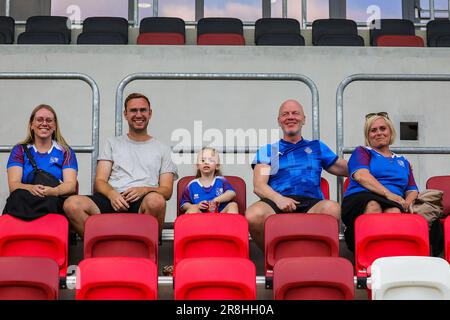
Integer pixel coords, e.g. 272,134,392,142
4,15,450,46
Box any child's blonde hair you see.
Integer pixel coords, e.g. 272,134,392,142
195,147,223,178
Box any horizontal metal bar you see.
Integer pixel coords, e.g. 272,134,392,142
0,146,95,153
116,72,319,142
171,146,261,154
342,147,450,154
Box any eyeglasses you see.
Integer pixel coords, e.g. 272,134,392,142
34,117,54,124
365,112,389,119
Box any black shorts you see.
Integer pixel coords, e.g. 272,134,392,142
88,192,144,214
341,191,403,251
261,195,322,214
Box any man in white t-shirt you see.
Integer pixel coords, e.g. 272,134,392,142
64,93,178,239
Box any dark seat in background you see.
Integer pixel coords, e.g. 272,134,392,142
312,19,364,46
254,18,305,46
197,17,245,45
370,19,423,47
18,16,71,44
427,20,450,47
77,17,128,44
138,17,185,45
0,16,15,44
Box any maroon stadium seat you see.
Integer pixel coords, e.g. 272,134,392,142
174,257,256,300
0,256,59,300
137,17,185,45
273,257,355,300
264,214,339,287
445,218,450,263
375,35,424,47
176,175,246,215
321,177,330,200
76,257,157,300
426,175,450,215
197,17,245,45
173,213,249,268
355,213,429,278
0,214,68,278
84,214,158,262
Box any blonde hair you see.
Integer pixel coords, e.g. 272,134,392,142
20,104,70,153
195,147,223,178
364,114,396,146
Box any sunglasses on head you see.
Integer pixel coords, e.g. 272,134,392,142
365,112,389,119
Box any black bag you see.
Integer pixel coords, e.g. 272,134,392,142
22,144,61,187
2,189,63,221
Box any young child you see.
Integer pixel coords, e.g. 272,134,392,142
180,147,239,214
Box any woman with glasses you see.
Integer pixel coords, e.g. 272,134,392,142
341,112,418,251
2,104,78,220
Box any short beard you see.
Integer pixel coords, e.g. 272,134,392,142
285,129,300,137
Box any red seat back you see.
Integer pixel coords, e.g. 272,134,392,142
375,35,424,47
0,257,59,300
177,175,246,215
84,214,158,263
320,177,330,200
173,213,249,267
174,257,256,300
343,177,350,193
0,214,68,278
137,32,185,45
445,218,450,263
197,33,245,45
273,257,355,300
426,175,450,215
264,214,339,279
76,257,157,300
355,213,429,277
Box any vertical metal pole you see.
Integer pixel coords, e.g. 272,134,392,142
134,0,139,26
430,0,435,20
6,0,10,16
302,0,307,28
153,0,158,17
196,0,204,21
262,0,271,18
282,0,288,18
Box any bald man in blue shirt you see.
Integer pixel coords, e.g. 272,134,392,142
246,99,348,249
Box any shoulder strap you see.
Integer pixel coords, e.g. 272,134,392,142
21,144,39,171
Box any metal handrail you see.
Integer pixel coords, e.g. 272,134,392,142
115,72,320,146
336,73,450,203
0,72,100,190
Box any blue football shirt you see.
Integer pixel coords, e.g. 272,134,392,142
252,139,338,199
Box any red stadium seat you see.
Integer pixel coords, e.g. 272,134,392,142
137,17,185,45
176,175,246,215
0,257,59,300
343,177,350,193
76,257,157,300
264,214,339,287
273,257,355,300
197,33,245,45
355,213,429,277
375,35,424,47
426,175,450,215
84,214,158,263
174,257,256,300
137,32,185,45
173,213,249,267
445,218,450,263
320,177,330,200
0,214,68,278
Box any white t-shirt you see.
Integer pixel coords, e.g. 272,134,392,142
98,135,178,193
